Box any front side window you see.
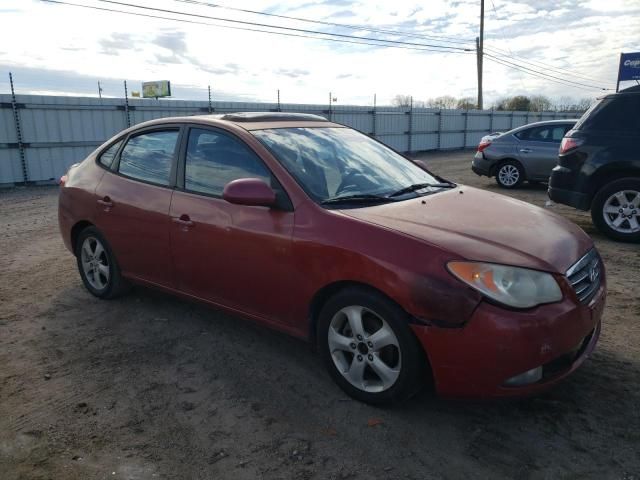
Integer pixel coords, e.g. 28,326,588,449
98,140,122,168
118,130,178,186
252,127,442,204
185,128,272,196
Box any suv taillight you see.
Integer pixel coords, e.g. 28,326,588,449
477,140,491,153
559,137,584,154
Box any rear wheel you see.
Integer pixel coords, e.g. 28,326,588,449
75,226,129,298
591,178,640,243
495,161,524,189
317,287,425,405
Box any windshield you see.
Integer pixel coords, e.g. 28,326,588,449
252,127,442,204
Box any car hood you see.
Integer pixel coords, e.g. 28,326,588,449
340,186,592,273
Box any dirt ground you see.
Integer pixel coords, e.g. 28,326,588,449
1,150,639,480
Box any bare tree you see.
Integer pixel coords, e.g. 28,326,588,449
391,94,412,107
427,95,458,109
529,95,553,112
456,97,477,110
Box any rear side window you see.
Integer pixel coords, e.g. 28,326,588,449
185,128,272,196
577,96,640,134
98,140,122,168
118,130,179,186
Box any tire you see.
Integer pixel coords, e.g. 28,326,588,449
75,226,130,299
317,287,426,405
495,161,525,189
591,178,640,243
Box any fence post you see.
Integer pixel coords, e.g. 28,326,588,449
437,109,444,150
463,110,469,148
9,73,28,183
407,96,414,153
328,92,333,121
208,85,213,113
489,108,494,133
277,89,281,112
123,80,131,128
372,93,377,137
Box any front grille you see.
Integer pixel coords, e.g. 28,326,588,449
566,249,602,305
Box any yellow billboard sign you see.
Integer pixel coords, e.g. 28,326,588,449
142,80,171,98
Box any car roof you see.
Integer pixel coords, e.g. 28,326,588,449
126,112,345,132
601,84,640,99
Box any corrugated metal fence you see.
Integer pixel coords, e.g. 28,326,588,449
0,94,578,185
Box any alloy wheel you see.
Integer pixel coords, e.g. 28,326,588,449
603,190,640,234
327,305,401,393
80,236,110,290
498,164,520,187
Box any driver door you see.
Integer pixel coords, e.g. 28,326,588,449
169,126,297,325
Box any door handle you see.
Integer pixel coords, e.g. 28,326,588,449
172,214,194,228
519,148,532,153
97,196,113,208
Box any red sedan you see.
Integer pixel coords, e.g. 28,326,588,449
58,113,605,404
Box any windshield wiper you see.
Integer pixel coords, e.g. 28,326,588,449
321,194,394,206
387,181,456,198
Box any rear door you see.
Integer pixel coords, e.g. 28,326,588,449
95,126,181,287
516,123,572,179
169,126,296,324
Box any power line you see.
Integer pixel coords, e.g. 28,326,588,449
39,0,473,54
183,0,613,88
172,0,475,47
484,45,613,85
481,0,611,86
92,0,472,51
485,54,608,91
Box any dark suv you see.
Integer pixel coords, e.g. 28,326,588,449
548,85,640,242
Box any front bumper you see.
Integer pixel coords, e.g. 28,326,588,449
411,285,605,398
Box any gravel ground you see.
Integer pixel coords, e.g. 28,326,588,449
1,149,639,480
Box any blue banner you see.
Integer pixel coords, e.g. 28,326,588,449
618,52,640,82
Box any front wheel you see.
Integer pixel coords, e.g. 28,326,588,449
317,288,426,405
591,178,640,243
495,161,525,189
75,226,130,298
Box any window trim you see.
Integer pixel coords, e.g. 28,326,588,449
177,125,293,211
111,125,184,189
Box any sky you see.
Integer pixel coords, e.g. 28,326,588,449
0,0,639,106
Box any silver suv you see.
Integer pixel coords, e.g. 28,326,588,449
472,119,578,188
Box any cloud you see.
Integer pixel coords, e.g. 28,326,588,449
98,33,136,56
275,68,310,78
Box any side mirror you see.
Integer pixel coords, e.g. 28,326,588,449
222,178,277,207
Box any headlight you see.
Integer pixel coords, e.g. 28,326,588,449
447,261,562,309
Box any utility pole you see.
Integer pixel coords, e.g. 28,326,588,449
477,0,484,110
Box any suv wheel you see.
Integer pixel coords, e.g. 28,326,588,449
495,161,524,189
591,178,640,243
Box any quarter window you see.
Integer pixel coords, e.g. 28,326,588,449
98,140,122,168
118,130,178,186
185,128,272,196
